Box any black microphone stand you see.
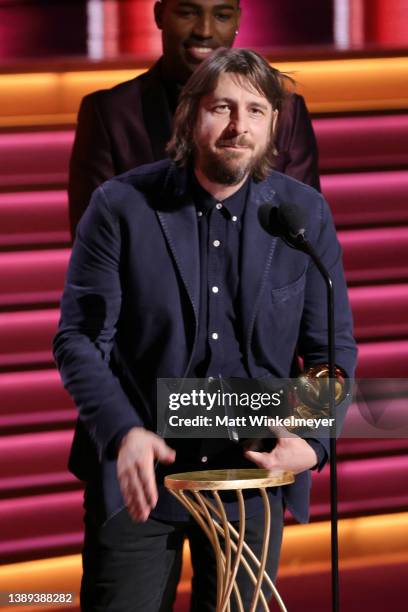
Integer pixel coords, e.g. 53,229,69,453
295,234,339,612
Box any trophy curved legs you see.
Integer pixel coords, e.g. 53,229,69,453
168,488,288,612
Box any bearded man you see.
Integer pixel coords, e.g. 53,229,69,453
54,48,356,611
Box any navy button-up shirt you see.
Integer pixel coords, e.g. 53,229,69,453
189,172,250,379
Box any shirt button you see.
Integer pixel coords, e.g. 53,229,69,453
232,216,238,222
211,332,219,340
213,240,221,248
201,456,208,463
197,211,203,217
216,203,223,210
212,286,219,293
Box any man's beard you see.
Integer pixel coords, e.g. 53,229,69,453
196,138,267,186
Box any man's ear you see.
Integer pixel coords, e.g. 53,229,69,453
154,1,164,30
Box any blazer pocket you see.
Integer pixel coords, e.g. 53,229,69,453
270,272,306,304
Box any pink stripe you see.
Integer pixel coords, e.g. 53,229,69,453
0,369,74,416
1,284,407,370
0,190,69,246
339,227,408,283
357,340,408,376
0,249,69,306
322,170,408,227
0,228,407,306
0,309,58,367
0,491,83,539
311,455,408,514
314,114,408,170
349,284,408,339
0,114,407,190
0,131,73,188
0,431,74,479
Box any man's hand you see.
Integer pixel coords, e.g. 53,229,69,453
244,435,318,474
117,428,176,522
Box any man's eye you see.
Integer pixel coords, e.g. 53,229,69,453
215,12,233,22
213,105,230,113
250,108,264,116
176,10,196,18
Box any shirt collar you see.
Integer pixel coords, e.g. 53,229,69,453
190,171,250,220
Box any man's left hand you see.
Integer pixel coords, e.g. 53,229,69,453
244,436,318,474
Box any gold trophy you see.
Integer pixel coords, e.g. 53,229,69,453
293,364,349,421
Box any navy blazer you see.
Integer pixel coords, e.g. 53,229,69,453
68,60,320,235
54,160,357,523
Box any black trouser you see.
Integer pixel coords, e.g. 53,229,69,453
80,493,284,612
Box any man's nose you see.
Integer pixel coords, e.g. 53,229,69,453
192,14,213,40
228,110,248,135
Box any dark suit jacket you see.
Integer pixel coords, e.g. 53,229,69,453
54,160,356,523
68,60,320,235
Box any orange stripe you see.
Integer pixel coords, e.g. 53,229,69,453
0,57,407,127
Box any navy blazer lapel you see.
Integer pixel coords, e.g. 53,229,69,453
156,165,200,322
240,178,280,351
140,61,173,161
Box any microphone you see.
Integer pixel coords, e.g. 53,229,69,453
258,201,309,250
259,200,341,612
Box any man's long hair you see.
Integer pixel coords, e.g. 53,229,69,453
166,48,293,182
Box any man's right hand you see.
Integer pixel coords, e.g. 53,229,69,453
117,428,176,522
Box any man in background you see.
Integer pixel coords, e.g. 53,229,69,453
68,0,320,235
